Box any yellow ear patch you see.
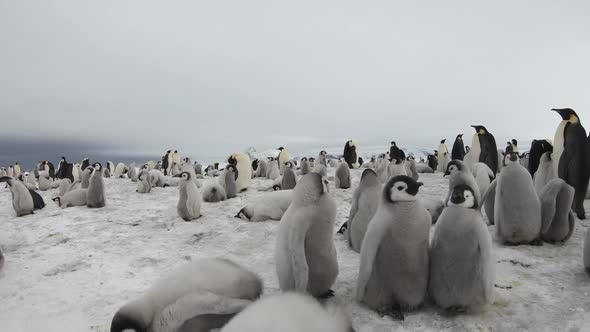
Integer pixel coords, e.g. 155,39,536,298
569,114,579,123
478,129,485,135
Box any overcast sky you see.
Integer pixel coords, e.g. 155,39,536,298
1,0,589,166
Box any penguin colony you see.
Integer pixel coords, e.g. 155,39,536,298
2,109,590,331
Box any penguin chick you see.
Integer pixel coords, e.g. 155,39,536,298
176,171,202,221
236,190,293,222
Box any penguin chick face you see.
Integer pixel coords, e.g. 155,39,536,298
228,155,237,166
293,173,328,204
503,152,519,166
235,206,253,220
320,150,327,156
93,163,102,172
285,161,294,168
178,171,191,181
448,184,477,208
444,160,464,176
384,175,423,203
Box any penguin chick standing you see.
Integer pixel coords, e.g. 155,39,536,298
538,178,575,242
444,160,481,207
348,169,382,252
176,172,202,221
0,176,34,217
87,163,106,208
533,152,555,195
110,258,263,332
429,184,494,312
334,160,351,189
281,161,298,190
299,157,310,175
357,175,430,320
275,173,338,298
228,153,252,192
343,140,357,169
136,169,152,193
223,165,239,199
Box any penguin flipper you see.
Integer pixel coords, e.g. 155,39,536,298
356,215,388,301
151,290,253,332
289,210,312,292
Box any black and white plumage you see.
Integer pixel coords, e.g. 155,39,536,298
471,125,499,177
451,134,466,161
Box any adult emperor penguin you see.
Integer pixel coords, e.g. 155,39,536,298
7,165,14,178
221,293,354,332
451,134,466,161
335,160,351,189
56,157,74,182
87,163,106,208
538,178,575,242
429,183,494,312
551,108,590,219
223,164,239,199
275,173,338,298
228,153,252,192
470,125,499,177
437,139,449,172
106,161,115,177
348,169,381,253
528,139,553,177
0,176,34,217
299,157,311,175
161,150,171,175
343,140,358,169
533,152,555,195
281,161,297,190
110,258,263,332
277,147,290,175
136,169,152,193
81,158,90,171
236,190,293,222
357,175,430,320
14,163,21,178
72,163,81,182
487,152,541,245
389,141,406,161
505,139,518,154
114,163,128,178
176,171,202,221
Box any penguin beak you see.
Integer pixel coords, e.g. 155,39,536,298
173,174,181,178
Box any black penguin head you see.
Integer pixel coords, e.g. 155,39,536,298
444,160,465,176
320,150,327,155
226,164,235,172
465,146,471,152
456,134,463,139
390,141,396,146
174,150,178,153
552,108,578,121
273,184,282,191
110,308,148,332
440,139,446,144
511,139,518,146
277,147,284,151
235,207,252,220
471,125,488,135
52,197,61,205
228,155,237,165
176,171,191,181
448,184,477,208
407,155,415,161
285,161,293,168
384,175,423,203
309,157,315,162
93,163,102,171
301,157,308,161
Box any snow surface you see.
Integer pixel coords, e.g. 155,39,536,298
0,168,589,332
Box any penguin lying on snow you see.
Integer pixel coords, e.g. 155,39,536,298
236,190,293,222
202,183,227,203
110,258,263,332
221,293,354,332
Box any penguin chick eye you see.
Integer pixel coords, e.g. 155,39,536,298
397,186,405,191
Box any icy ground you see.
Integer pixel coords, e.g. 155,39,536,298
0,169,589,332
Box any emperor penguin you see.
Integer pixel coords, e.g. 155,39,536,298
87,163,106,208
329,159,338,168
14,163,21,178
348,169,381,253
202,183,227,202
299,157,310,175
162,150,171,175
166,150,180,175
7,165,14,178
0,167,6,177
56,157,74,182
72,163,81,182
533,152,555,194
389,141,406,161
275,173,338,298
471,162,494,201
429,183,494,312
53,188,89,208
385,157,408,182
281,161,298,190
334,160,351,189
176,171,202,221
488,152,541,245
81,158,90,170
228,153,252,192
194,162,203,175
223,164,239,199
106,161,115,177
427,154,438,173
528,139,553,177
505,139,518,154
103,166,111,178
551,108,590,219
38,171,55,191
436,139,449,172
444,160,481,208
405,155,419,181
137,169,152,193
316,150,328,168
451,134,466,161
236,190,293,222
266,158,281,180
220,293,354,332
110,258,263,332
114,163,128,178
58,178,72,196
169,162,182,176
0,176,34,217
538,178,575,243
419,197,445,224
128,162,138,182
343,140,358,168
149,169,167,188
357,175,430,320
277,147,290,175
80,166,92,189
470,125,499,177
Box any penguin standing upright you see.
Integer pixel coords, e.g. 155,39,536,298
228,153,252,192
281,161,298,190
427,154,438,172
551,108,590,219
56,157,74,182
14,163,21,178
343,140,357,169
528,139,553,177
470,125,498,177
277,147,289,175
87,163,106,208
389,141,406,161
0,176,34,216
81,158,90,171
437,139,449,172
176,171,202,221
451,134,466,161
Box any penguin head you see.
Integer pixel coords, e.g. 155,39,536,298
448,184,477,208
320,150,327,156
465,146,471,152
110,304,149,332
552,108,579,122
272,184,282,191
384,175,423,203
471,125,488,135
235,207,253,220
456,134,463,139
52,197,61,205
440,139,446,144
390,156,402,164
277,147,284,151
301,157,308,161
309,157,315,162
228,155,237,166
390,141,396,146
293,173,329,204
444,160,465,176
511,139,518,146
285,161,293,168
407,155,415,161
176,171,191,181
503,152,520,166
93,163,102,171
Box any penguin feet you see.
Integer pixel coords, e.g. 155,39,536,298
336,222,348,234
377,306,405,321
575,210,586,220
316,289,335,299
529,239,543,246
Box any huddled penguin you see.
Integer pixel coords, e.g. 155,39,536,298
281,161,298,190
223,164,239,199
275,173,338,298
114,163,128,178
228,153,252,192
533,152,554,194
56,157,74,182
110,258,263,332
38,171,57,191
488,152,541,245
137,169,152,193
53,187,89,208
427,154,438,172
299,157,310,175
348,169,381,253
202,183,227,202
236,190,293,222
528,139,553,177
277,147,290,175
334,160,351,189
128,163,138,182
0,176,34,217
551,108,590,219
220,293,354,332
87,163,106,208
538,178,575,243
357,175,430,320
343,140,359,168
451,134,466,160
436,139,449,172
389,141,406,161
176,171,202,221
470,125,499,176
429,183,494,312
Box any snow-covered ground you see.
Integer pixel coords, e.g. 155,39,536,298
0,168,589,332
